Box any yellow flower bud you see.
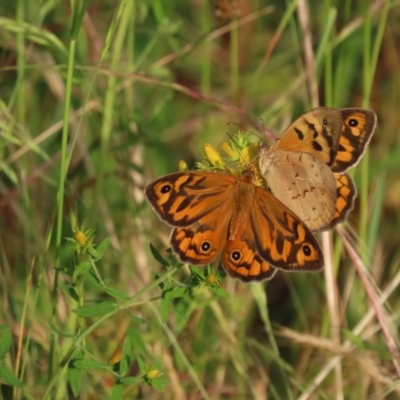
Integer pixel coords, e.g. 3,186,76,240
146,369,160,379
74,231,88,246
204,143,224,168
206,274,218,285
178,160,188,171
220,141,237,159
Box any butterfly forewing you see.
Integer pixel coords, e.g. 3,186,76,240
144,172,237,227
331,109,377,173
272,107,342,166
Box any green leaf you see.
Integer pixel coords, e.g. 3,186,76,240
160,297,171,322
119,336,133,375
88,247,101,259
136,355,146,373
150,376,169,391
73,301,118,317
95,238,111,259
0,328,12,358
162,279,173,295
119,376,141,385
73,260,92,279
110,383,124,400
189,266,204,280
209,286,231,299
0,17,67,55
149,242,169,267
70,0,88,39
68,349,84,397
84,271,102,286
160,280,173,322
0,361,23,388
49,321,77,338
58,281,79,302
130,315,146,325
119,337,132,376
127,326,146,352
74,359,109,371
104,286,130,301
164,286,187,299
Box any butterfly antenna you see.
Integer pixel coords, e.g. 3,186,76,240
228,121,248,132
225,131,234,142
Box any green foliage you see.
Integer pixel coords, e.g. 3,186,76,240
0,0,399,399
0,328,23,389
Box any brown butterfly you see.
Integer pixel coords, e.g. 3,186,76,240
145,169,323,282
259,107,377,232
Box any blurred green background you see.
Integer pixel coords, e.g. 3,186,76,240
0,0,399,399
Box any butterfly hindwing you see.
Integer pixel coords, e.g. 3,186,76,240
253,188,324,271
221,181,323,279
170,220,229,266
222,235,277,281
260,149,337,231
316,173,357,232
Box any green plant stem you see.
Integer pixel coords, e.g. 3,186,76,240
49,39,76,382
16,0,25,124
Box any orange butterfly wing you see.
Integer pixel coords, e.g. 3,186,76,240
145,171,323,282
317,173,357,232
260,107,376,233
331,108,377,173
221,178,323,276
272,107,342,166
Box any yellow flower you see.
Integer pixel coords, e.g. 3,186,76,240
178,160,188,171
204,143,225,169
220,141,238,159
205,273,218,286
146,369,160,379
74,231,88,247
239,142,259,165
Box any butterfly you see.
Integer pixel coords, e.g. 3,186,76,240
259,107,377,232
144,169,323,282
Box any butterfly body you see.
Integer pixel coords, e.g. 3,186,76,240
260,107,376,232
145,170,324,281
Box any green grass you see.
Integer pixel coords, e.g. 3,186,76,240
0,0,400,399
